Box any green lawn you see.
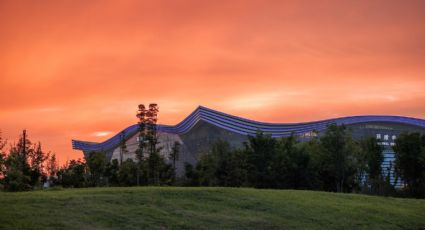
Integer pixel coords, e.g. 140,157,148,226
0,187,424,229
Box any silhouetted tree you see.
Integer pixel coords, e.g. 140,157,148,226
28,142,49,187
136,104,147,185
302,138,322,189
317,124,360,192
213,141,248,187
359,137,384,194
1,131,53,191
170,141,180,181
244,132,278,188
147,148,163,185
118,159,138,186
46,153,59,185
0,131,6,183
86,151,107,186
105,159,120,186
272,135,315,189
191,140,248,187
145,104,164,185
4,150,31,191
184,163,199,186
57,159,87,188
3,130,33,191
195,152,218,186
394,133,425,198
119,131,128,165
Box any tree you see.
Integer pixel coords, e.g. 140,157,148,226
159,163,174,185
219,149,248,187
136,104,147,185
302,138,322,189
0,131,6,182
118,159,138,186
0,154,5,185
147,148,163,185
195,152,218,186
105,159,120,186
86,151,107,186
0,130,54,191
244,132,278,188
359,137,384,194
146,104,159,154
119,131,128,165
212,140,248,187
184,162,199,186
136,103,170,185
46,153,59,185
3,130,33,191
170,141,180,181
4,148,31,191
193,140,248,187
317,124,360,192
57,159,87,188
394,132,425,198
272,135,314,189
28,142,49,187
145,104,165,185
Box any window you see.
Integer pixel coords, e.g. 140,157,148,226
392,135,396,140
302,131,318,138
376,134,381,139
384,135,389,141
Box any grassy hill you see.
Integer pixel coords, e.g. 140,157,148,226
0,187,424,229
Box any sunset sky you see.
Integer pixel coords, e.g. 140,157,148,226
1,0,425,164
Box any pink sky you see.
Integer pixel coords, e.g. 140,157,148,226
1,0,425,164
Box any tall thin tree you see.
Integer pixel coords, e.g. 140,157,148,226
170,141,180,181
146,103,162,185
29,142,48,186
136,104,147,185
119,131,128,165
46,153,59,184
0,131,7,179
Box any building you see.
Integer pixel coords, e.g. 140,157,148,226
72,106,425,184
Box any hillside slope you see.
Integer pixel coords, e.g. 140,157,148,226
1,187,424,229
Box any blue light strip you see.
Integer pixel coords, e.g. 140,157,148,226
72,106,425,152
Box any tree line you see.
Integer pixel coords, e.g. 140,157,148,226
0,134,178,191
0,104,180,191
0,130,58,191
1,104,424,198
184,125,425,198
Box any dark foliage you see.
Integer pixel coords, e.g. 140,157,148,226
184,124,425,198
2,131,50,191
244,132,278,188
272,136,316,189
118,159,138,186
57,159,87,188
316,124,360,192
105,159,120,186
86,151,107,186
2,121,424,199
394,133,425,198
193,140,248,187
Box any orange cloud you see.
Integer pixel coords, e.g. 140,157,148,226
1,0,425,164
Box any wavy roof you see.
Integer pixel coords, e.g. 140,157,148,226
72,106,425,152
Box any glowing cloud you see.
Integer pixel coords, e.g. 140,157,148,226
92,131,113,137
0,0,424,163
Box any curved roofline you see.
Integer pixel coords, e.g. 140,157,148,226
72,105,425,152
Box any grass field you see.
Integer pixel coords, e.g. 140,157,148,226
1,187,424,229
